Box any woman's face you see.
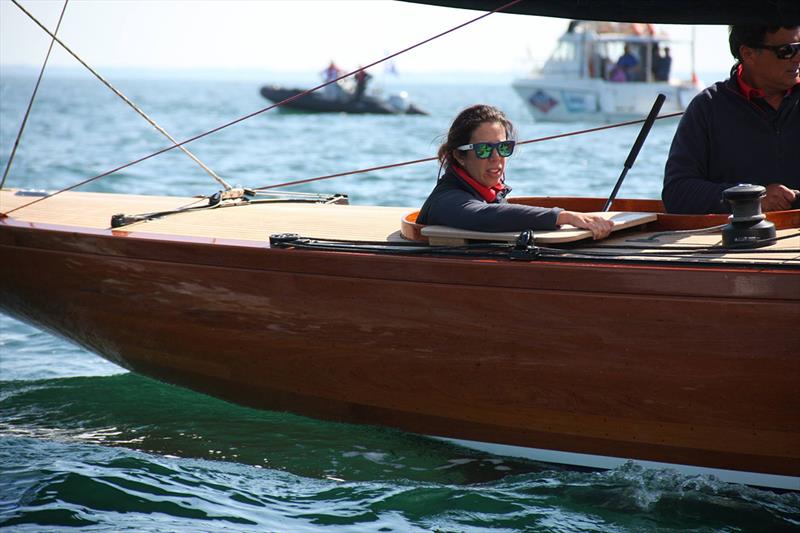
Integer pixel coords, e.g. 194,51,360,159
453,121,509,189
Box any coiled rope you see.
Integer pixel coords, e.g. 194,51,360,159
1,0,522,217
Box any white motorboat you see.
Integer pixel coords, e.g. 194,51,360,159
512,20,702,122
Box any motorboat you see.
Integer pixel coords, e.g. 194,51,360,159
512,20,702,122
259,84,427,115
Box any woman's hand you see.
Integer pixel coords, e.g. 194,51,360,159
557,211,615,240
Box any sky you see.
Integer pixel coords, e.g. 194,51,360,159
1,0,733,79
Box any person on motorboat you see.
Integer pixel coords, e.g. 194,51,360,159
416,105,614,240
353,67,372,101
662,25,800,214
321,60,345,101
613,44,640,81
653,46,672,81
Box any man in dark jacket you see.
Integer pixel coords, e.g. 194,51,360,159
662,25,800,214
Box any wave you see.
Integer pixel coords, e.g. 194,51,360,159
1,375,798,531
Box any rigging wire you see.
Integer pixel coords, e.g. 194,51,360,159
9,0,233,190
1,0,522,217
1,111,684,219
0,0,69,190
254,112,684,191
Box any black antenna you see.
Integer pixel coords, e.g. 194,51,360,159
602,93,666,212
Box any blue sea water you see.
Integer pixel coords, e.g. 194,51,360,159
1,68,799,531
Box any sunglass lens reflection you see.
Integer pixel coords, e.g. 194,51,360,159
497,142,514,157
475,144,493,158
778,43,800,59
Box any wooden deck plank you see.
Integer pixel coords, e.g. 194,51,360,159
0,190,413,242
574,227,800,264
1,190,199,229
2,189,798,264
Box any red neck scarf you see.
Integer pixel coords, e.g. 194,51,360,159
452,164,506,202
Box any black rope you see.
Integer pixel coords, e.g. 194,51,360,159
1,0,69,190
268,232,800,265
269,234,515,258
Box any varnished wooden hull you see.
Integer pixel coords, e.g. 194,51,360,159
1,205,798,487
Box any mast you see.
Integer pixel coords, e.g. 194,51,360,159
691,26,698,85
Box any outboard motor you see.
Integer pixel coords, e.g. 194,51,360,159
387,91,411,113
721,184,776,248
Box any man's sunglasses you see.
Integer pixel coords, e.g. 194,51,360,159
457,140,516,159
752,42,800,60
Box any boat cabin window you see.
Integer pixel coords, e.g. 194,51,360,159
542,39,581,76
588,42,611,79
603,41,652,82
543,35,671,82
605,42,627,68
551,40,577,62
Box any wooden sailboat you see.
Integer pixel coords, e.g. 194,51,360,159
2,0,799,490
2,188,798,489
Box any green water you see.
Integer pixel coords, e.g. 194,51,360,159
2,365,798,531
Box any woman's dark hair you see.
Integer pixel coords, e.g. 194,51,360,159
728,25,795,60
437,104,516,169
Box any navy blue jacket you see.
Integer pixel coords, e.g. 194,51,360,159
416,167,562,232
663,76,800,214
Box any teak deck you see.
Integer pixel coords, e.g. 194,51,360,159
0,190,411,242
2,189,798,265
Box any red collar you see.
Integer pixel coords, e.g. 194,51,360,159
736,64,766,100
736,63,800,100
452,165,505,202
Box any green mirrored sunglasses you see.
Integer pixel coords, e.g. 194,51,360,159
457,140,516,159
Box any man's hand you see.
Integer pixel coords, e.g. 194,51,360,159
761,183,799,212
